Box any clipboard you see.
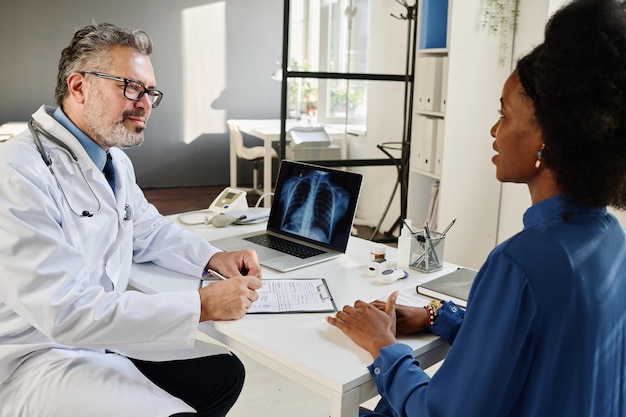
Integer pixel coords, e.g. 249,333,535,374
247,278,337,314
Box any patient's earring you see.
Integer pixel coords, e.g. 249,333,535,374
535,144,545,168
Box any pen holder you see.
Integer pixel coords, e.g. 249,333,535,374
409,230,444,273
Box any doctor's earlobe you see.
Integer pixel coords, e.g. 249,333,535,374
65,72,88,104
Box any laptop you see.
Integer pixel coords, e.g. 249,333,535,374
212,160,363,272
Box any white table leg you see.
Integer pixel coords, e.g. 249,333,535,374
230,138,237,189
263,140,273,207
329,387,360,417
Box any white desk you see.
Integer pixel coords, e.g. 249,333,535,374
130,217,451,417
228,120,364,204
0,122,28,142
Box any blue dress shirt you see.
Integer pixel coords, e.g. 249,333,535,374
52,107,107,170
363,195,626,417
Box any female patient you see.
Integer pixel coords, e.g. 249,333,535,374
328,0,626,415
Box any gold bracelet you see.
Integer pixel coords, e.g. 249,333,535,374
429,299,443,320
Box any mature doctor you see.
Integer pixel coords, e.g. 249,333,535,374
0,23,262,417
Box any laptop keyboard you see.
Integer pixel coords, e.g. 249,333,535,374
244,234,326,259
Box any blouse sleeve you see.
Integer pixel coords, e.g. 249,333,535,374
429,300,464,344
369,252,537,417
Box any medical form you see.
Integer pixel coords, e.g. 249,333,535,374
247,278,337,314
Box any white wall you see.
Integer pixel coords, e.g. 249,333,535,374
0,0,283,188
495,0,553,243
435,0,512,269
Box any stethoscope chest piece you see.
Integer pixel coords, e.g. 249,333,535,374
123,203,133,221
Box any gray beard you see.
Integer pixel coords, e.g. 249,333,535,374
101,121,145,149
85,115,145,150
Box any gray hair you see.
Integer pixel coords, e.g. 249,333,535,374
55,22,153,105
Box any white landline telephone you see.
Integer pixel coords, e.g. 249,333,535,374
177,187,270,227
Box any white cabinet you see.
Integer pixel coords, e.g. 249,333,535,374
407,0,512,269
408,0,570,269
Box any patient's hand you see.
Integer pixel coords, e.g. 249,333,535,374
371,300,429,335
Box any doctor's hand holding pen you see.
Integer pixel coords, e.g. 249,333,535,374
198,249,263,321
208,249,263,279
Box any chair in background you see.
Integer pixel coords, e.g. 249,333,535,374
227,120,278,195
0,122,28,142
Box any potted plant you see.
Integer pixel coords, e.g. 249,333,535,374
482,0,521,66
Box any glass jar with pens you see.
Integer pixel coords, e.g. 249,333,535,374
404,219,456,273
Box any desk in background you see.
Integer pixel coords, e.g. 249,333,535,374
0,122,28,142
228,120,365,203
130,215,451,417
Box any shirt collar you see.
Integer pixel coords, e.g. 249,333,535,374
523,194,607,229
52,107,108,170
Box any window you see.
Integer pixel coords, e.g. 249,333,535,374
288,0,370,124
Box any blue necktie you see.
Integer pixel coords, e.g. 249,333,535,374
103,153,116,192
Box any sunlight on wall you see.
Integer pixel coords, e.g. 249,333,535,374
182,2,226,143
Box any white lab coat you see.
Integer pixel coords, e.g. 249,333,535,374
0,106,226,398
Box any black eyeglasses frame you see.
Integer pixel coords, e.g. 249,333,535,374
80,71,164,108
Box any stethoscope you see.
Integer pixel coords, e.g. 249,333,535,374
28,119,102,218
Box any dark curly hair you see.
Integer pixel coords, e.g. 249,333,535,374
55,22,153,105
516,0,626,209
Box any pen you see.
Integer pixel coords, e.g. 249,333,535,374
204,269,229,281
422,221,441,268
423,222,432,239
441,218,457,237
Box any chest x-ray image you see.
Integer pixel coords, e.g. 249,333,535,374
277,170,350,244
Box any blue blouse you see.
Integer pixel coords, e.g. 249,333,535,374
365,195,626,417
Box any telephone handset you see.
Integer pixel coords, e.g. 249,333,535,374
208,187,248,213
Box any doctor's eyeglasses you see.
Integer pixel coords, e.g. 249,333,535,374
80,71,164,108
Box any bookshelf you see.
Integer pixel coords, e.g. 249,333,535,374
407,0,449,229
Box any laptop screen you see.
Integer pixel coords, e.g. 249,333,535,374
267,160,363,252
